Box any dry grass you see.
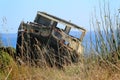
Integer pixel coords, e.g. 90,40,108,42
1,1,120,80
84,56,120,80
0,50,120,80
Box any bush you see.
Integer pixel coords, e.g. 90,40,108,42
0,50,17,80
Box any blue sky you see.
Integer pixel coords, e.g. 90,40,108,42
0,0,120,33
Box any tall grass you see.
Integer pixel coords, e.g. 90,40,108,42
83,1,120,80
83,2,120,80
0,1,120,80
0,34,2,47
89,1,120,62
0,48,120,80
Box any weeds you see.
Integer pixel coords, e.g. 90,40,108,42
0,1,120,80
89,1,120,64
0,33,3,47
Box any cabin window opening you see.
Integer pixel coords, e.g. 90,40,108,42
35,16,51,27
56,23,66,30
69,28,82,39
64,41,69,45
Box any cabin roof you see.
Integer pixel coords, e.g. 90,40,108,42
36,11,86,32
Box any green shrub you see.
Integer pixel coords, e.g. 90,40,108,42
0,50,15,79
0,51,12,69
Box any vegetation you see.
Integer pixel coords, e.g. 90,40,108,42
0,2,120,80
0,48,120,80
89,1,120,67
0,50,17,80
0,34,2,47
